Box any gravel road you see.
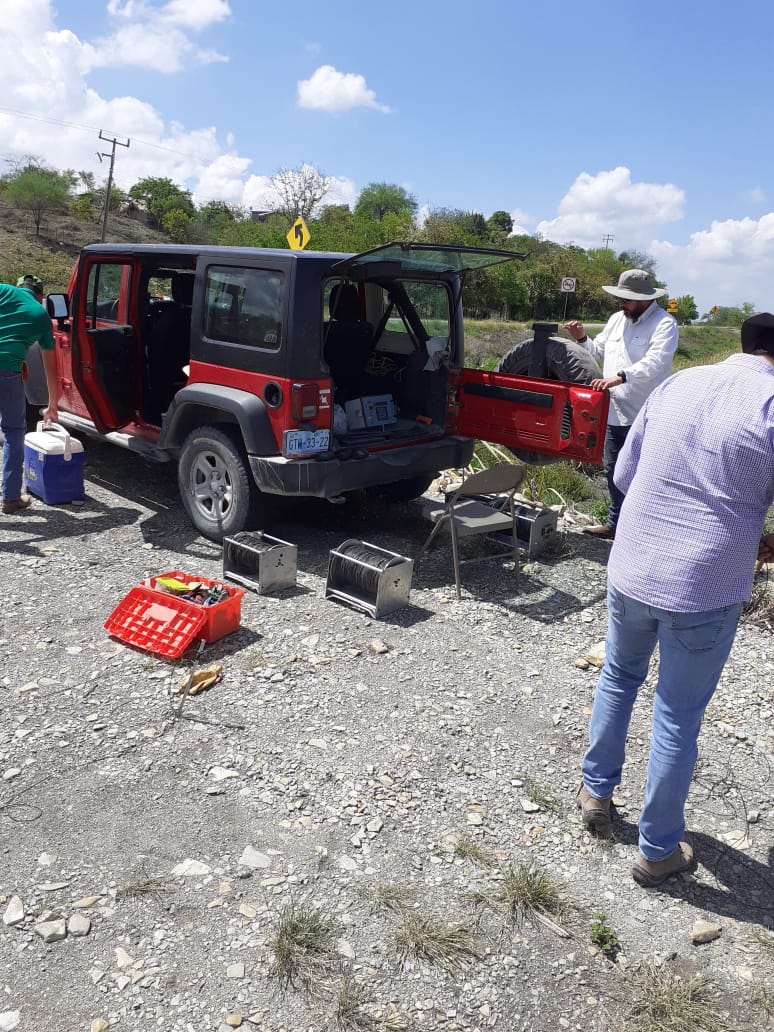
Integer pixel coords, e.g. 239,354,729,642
1,436,772,1032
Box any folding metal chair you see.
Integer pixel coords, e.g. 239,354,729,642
416,463,526,599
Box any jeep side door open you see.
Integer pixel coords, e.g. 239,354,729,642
50,241,608,541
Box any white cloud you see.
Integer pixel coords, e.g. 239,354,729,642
650,215,774,315
508,207,532,235
297,65,391,114
0,2,246,204
745,186,766,204
536,167,684,250
90,0,230,71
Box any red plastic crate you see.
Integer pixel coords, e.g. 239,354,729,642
104,586,207,658
104,571,244,658
146,571,244,643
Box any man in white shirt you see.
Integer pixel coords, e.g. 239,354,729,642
565,269,679,539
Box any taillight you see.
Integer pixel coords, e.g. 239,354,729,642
291,382,320,420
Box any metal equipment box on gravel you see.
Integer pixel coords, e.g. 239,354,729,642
222,531,298,594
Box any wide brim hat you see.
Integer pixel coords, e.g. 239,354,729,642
602,269,666,300
740,312,774,356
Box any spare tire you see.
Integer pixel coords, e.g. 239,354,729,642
495,337,602,465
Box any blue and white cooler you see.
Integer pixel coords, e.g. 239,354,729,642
24,422,84,504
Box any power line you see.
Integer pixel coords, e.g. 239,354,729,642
0,104,211,164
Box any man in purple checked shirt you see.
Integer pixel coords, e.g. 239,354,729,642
576,313,774,887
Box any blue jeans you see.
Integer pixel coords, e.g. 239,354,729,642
582,583,742,860
603,424,630,530
0,370,26,501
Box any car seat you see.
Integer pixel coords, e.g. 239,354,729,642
323,283,375,402
148,272,194,418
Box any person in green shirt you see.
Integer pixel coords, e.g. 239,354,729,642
0,275,59,514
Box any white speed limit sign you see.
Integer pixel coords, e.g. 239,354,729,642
561,277,577,292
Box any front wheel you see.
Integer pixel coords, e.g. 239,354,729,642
177,426,260,541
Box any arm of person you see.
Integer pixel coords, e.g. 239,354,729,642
565,319,606,364
623,314,679,386
40,347,60,424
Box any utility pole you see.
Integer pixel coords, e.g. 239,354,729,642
602,233,614,250
97,130,130,242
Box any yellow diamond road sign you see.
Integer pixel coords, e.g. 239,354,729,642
287,216,310,251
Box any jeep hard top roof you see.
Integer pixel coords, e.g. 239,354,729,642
79,241,527,278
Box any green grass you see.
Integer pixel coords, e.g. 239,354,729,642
590,913,621,960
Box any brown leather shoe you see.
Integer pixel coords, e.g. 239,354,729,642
631,839,695,887
2,495,32,515
582,524,615,540
576,783,613,836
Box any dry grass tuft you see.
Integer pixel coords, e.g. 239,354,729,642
268,898,337,994
329,975,376,1031
116,865,172,903
751,982,774,1019
473,862,565,925
394,911,477,970
625,965,740,1032
742,580,774,631
369,882,413,914
525,780,563,814
749,925,774,959
453,834,495,867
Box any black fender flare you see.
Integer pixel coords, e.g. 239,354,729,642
158,383,278,455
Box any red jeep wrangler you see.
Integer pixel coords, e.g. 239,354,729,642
46,241,608,540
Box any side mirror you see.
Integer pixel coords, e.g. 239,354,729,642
47,293,70,320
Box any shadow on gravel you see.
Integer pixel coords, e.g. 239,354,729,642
611,816,774,931
0,498,139,555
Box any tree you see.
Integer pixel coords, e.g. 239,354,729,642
4,163,71,235
675,295,698,324
128,177,195,230
486,210,514,239
188,200,245,245
419,208,488,245
162,208,193,243
270,164,332,221
617,249,657,276
700,302,755,326
354,182,417,223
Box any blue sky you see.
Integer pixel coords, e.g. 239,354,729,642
2,0,774,317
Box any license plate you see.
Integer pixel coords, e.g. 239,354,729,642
282,428,330,457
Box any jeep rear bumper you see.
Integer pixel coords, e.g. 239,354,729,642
248,436,475,497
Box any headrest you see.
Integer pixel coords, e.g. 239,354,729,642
171,273,194,306
329,283,360,322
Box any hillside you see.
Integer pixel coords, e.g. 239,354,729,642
0,195,171,293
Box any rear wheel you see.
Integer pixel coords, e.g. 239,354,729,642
496,338,602,465
177,426,260,541
366,474,435,503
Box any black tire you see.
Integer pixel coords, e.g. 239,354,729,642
177,426,260,541
497,336,601,382
366,474,435,503
496,337,602,465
